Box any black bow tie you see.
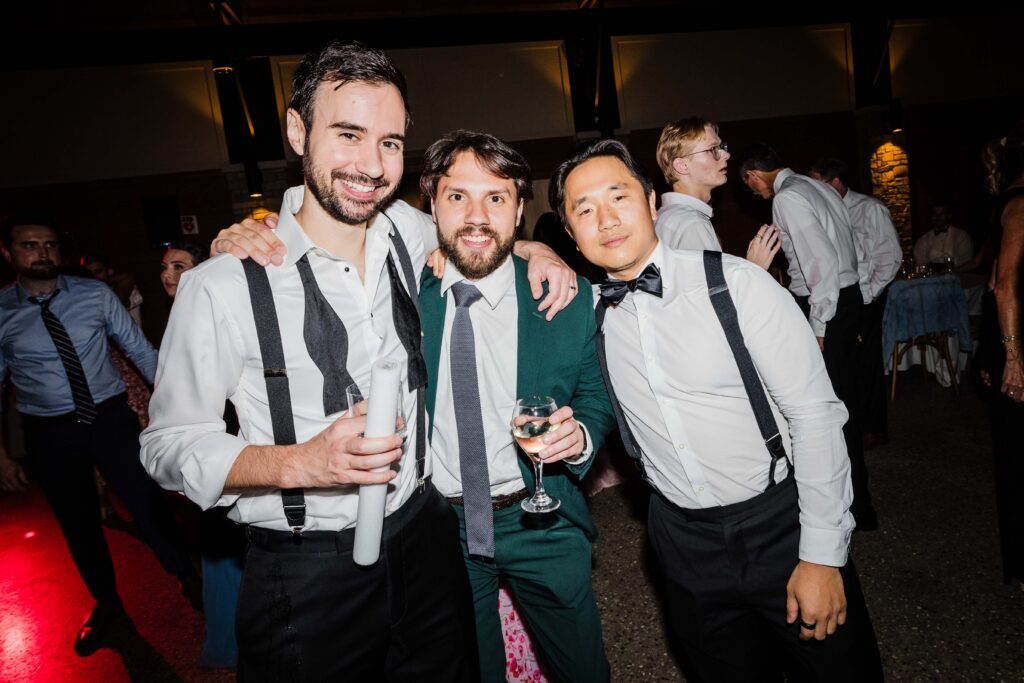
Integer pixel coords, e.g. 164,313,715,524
598,263,663,306
933,227,949,235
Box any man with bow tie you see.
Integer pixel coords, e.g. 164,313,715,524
549,140,883,682
913,203,974,268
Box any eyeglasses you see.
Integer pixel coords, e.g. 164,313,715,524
681,141,729,161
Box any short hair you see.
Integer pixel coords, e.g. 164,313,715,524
808,158,849,186
81,252,111,269
737,143,784,176
164,241,207,268
983,121,1024,196
419,130,533,203
656,117,719,184
549,139,654,224
288,40,411,133
0,211,57,249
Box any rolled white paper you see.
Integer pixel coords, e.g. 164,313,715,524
353,357,403,566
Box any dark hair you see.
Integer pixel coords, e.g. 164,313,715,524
983,121,1024,196
289,40,411,133
0,211,57,249
81,252,111,268
808,158,848,185
164,241,207,267
548,139,653,223
737,143,784,176
419,130,533,203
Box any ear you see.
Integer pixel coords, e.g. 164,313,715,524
671,157,689,178
515,199,525,229
286,109,306,157
829,178,843,193
647,189,658,221
430,198,438,224
1,245,10,264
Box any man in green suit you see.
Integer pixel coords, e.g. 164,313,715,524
418,130,615,683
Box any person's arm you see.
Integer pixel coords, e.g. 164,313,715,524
102,285,158,383
774,193,841,340
140,268,402,510
869,203,903,297
993,197,1024,402
745,224,782,271
655,209,722,252
732,264,854,639
0,352,28,491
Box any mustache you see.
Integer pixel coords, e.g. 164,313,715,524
331,171,387,189
454,226,498,239
30,260,56,267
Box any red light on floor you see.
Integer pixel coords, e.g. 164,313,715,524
23,531,35,539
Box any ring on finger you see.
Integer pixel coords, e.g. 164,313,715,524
799,621,816,630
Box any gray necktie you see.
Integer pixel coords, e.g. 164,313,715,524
450,281,493,558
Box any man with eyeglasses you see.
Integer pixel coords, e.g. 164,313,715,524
654,117,780,269
738,143,879,532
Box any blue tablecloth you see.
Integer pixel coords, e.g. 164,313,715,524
882,274,973,365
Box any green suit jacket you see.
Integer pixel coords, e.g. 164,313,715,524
420,255,615,542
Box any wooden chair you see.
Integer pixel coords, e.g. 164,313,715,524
890,330,959,399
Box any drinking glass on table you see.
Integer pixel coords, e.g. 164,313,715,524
345,382,406,436
511,395,560,513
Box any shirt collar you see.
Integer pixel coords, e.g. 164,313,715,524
440,255,515,310
608,240,669,286
278,185,395,267
16,274,68,304
661,192,714,218
773,168,795,194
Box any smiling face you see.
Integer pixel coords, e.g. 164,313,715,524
672,124,730,192
4,225,61,281
561,155,659,280
159,248,197,298
432,151,522,280
289,80,406,227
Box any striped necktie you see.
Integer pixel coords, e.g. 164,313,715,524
31,290,98,424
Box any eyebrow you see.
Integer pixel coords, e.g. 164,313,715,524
570,182,626,210
328,121,405,142
444,185,511,197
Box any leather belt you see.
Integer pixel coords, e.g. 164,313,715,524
447,488,529,511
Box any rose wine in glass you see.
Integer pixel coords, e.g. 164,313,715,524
512,396,560,513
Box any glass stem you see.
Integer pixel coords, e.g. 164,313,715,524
533,459,546,496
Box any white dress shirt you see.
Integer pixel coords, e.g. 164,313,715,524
140,186,437,532
844,189,903,303
772,169,861,336
431,257,593,498
601,242,854,566
656,192,722,252
913,225,974,268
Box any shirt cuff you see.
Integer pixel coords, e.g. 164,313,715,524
798,521,852,567
809,317,827,338
562,421,594,465
179,433,248,510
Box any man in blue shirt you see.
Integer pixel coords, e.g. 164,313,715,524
0,214,198,657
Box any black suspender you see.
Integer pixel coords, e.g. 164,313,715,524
241,259,306,533
702,250,790,487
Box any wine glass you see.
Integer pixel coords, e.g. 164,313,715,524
511,395,560,514
345,382,406,436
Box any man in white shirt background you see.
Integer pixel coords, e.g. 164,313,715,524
417,130,616,683
654,116,780,269
549,139,882,681
913,203,974,269
738,143,879,532
810,158,903,448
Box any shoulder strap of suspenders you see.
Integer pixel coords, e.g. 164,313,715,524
241,259,306,533
701,250,790,487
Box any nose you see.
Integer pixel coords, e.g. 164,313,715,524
720,147,731,162
597,205,619,232
464,197,488,227
355,142,385,180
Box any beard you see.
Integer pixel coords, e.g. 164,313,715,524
19,260,58,280
438,225,516,280
303,150,397,227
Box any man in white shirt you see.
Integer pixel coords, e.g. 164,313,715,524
418,130,615,683
140,41,478,681
549,139,882,682
810,158,902,447
738,143,878,531
913,204,974,268
654,117,780,269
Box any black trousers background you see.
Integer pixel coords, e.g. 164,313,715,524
236,485,477,683
797,285,875,522
647,479,883,683
991,392,1024,584
21,399,194,604
858,290,889,435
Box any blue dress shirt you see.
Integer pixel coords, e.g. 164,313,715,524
0,275,157,416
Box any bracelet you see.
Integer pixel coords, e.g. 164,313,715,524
1003,335,1020,343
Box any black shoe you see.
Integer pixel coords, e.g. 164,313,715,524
180,572,203,611
853,507,880,532
74,601,125,657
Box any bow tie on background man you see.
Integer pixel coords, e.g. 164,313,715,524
933,227,949,235
598,263,663,306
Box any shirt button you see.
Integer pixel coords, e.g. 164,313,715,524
345,266,350,272
676,443,685,450
698,485,705,493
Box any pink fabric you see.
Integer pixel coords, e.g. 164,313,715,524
500,586,548,682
